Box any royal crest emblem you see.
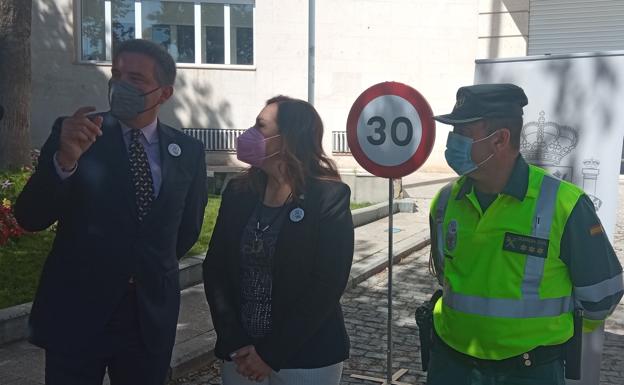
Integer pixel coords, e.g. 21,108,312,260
520,111,578,182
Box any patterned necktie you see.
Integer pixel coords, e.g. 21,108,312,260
128,129,154,221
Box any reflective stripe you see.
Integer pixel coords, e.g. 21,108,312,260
521,175,560,299
574,272,624,302
444,283,574,318
583,308,613,320
434,182,454,280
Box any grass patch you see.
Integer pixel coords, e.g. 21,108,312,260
0,230,55,309
350,201,373,210
185,194,221,257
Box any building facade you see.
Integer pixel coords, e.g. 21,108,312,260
35,1,623,174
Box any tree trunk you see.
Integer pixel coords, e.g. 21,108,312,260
0,0,31,171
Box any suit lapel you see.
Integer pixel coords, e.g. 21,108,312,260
143,121,175,219
232,189,260,239
228,188,260,280
273,187,313,280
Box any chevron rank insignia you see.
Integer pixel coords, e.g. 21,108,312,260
503,232,549,258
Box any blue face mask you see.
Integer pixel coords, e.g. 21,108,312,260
444,131,498,175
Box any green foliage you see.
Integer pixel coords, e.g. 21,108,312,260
185,194,221,257
350,201,373,210
0,150,41,245
0,166,32,204
0,231,54,309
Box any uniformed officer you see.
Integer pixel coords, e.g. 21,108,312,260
426,83,624,385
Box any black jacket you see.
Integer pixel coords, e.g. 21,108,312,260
14,112,207,353
203,178,354,370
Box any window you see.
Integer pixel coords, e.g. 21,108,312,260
142,1,195,63
112,0,135,52
79,0,255,65
201,3,225,63
230,4,253,65
81,0,105,61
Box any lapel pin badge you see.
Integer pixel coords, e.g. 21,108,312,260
289,207,305,223
168,143,182,157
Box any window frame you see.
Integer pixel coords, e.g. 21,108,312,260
74,0,256,69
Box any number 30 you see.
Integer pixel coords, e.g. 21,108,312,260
366,116,413,146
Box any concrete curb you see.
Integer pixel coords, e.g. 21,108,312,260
351,198,417,228
0,303,31,346
347,229,430,290
170,330,218,379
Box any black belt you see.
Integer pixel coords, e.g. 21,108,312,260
433,332,563,370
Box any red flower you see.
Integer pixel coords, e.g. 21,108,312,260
0,205,25,245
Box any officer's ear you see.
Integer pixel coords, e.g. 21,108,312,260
493,128,512,150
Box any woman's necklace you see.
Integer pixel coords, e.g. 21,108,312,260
252,191,293,253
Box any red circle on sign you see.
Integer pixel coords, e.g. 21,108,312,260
346,82,435,178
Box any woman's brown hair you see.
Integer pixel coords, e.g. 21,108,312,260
235,95,340,199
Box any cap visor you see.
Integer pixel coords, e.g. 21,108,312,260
433,114,483,125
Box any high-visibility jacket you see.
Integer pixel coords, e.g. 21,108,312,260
430,165,582,360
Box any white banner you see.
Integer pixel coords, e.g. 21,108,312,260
475,52,624,385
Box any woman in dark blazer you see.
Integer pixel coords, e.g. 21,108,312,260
203,96,354,384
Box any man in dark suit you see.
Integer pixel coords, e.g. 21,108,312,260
14,39,207,385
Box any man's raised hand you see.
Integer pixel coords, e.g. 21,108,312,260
57,107,103,169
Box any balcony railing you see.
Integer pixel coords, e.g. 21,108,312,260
183,128,352,154
332,131,351,154
182,128,244,152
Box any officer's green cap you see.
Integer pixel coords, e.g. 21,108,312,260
434,83,528,125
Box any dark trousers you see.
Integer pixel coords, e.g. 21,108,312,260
426,339,566,385
45,285,172,385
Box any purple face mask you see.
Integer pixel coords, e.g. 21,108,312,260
236,127,280,167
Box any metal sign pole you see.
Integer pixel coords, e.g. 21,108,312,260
387,178,394,384
346,81,435,385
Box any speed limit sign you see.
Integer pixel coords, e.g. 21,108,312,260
346,82,435,178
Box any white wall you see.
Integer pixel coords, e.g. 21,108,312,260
477,0,529,59
314,0,479,173
31,0,484,172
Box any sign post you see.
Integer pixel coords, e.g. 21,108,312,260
346,82,435,384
